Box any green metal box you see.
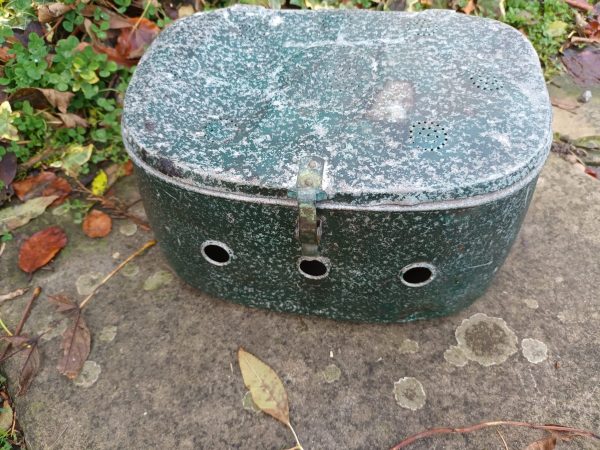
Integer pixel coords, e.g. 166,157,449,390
122,6,552,323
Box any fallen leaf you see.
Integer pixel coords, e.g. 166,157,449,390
49,294,79,313
13,171,72,205
462,0,475,14
0,287,29,303
82,210,112,238
58,308,91,379
18,226,68,274
178,5,196,18
10,88,74,114
57,112,89,128
523,436,557,450
562,47,600,85
0,152,17,204
122,160,134,176
18,340,40,395
565,0,594,12
0,399,13,432
0,195,58,233
37,2,74,23
116,18,160,60
0,100,20,141
51,143,93,177
91,170,108,196
546,20,568,38
238,348,290,426
1,335,32,347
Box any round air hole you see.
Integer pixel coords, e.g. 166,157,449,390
201,240,233,266
298,257,330,280
469,73,504,91
400,263,436,287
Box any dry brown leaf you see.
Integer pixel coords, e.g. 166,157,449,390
462,0,475,14
10,88,73,114
13,171,71,205
49,294,79,314
57,112,89,128
0,195,58,232
523,436,557,450
0,399,13,432
18,340,40,396
58,308,90,379
82,210,112,238
178,5,196,18
238,347,290,426
18,226,68,274
37,2,74,22
116,17,160,60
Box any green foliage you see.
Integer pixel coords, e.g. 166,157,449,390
55,199,93,224
504,0,575,77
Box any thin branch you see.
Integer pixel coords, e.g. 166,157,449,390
390,420,600,449
495,428,509,450
79,239,156,309
0,287,42,360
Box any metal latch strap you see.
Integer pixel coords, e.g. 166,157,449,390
292,156,325,257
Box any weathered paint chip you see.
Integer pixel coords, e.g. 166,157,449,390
521,338,548,364
454,313,518,367
242,391,261,413
393,377,426,411
119,222,138,236
99,325,118,342
523,299,539,309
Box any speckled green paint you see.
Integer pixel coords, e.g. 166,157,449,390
123,7,551,322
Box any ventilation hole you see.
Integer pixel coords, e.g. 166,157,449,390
469,73,504,91
298,257,330,280
400,263,436,287
409,121,447,151
201,241,233,266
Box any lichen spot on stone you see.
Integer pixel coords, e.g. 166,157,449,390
76,272,103,296
521,338,548,364
393,377,426,411
99,325,117,343
398,339,419,354
523,299,539,309
322,364,341,383
455,313,517,367
73,361,101,388
119,222,138,236
143,270,174,291
444,346,468,367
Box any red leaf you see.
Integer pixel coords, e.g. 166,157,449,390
58,309,91,379
18,226,68,274
82,210,112,238
12,171,71,205
116,18,160,60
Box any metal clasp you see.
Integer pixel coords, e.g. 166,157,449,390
289,156,326,257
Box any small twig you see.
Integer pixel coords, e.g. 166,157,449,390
496,428,509,450
0,287,42,360
389,420,600,449
570,37,600,44
0,288,29,305
18,147,57,171
0,243,5,259
132,0,152,31
73,179,150,230
287,422,303,450
79,239,156,309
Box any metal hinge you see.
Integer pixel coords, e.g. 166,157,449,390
289,156,326,257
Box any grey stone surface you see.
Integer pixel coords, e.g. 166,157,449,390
0,154,599,449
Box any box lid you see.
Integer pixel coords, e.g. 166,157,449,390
122,6,552,207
